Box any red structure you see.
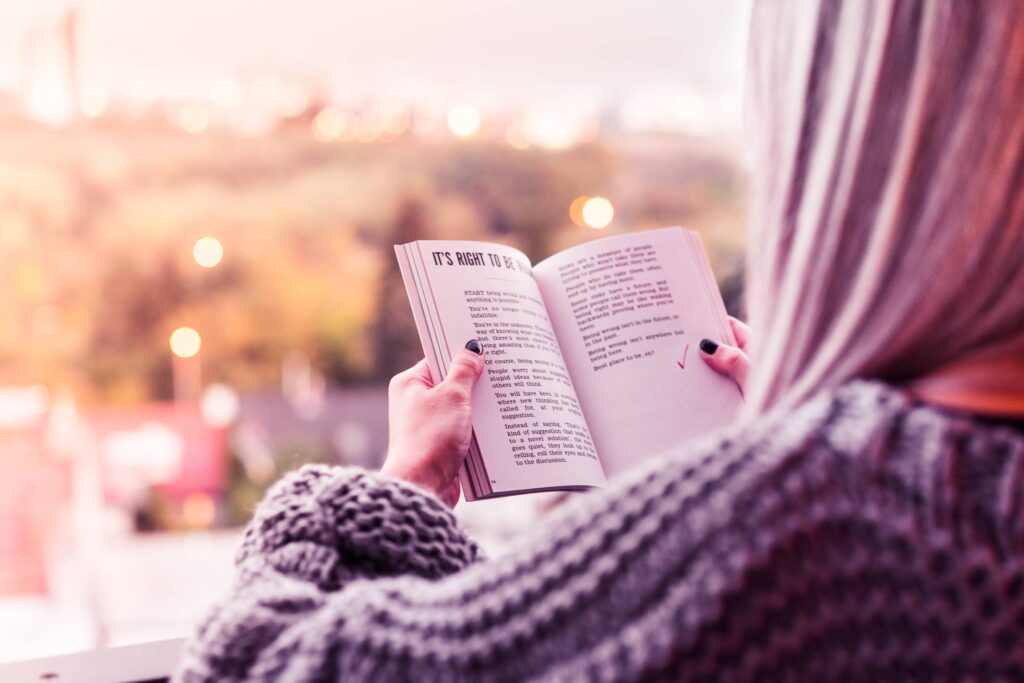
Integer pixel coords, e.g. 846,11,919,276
88,403,228,505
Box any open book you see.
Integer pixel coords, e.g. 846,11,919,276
396,227,742,500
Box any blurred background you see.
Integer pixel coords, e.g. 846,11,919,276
0,0,752,663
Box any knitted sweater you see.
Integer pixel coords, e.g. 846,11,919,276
175,381,1024,682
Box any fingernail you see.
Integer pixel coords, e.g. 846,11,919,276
465,339,483,355
699,339,718,355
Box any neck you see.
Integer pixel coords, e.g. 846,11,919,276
907,347,1024,419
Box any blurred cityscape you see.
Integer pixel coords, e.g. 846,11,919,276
0,0,750,663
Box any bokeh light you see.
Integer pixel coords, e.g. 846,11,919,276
520,108,583,150
581,196,614,229
177,104,210,134
182,493,216,529
200,383,240,427
312,107,351,142
192,237,224,268
80,89,108,119
169,327,202,359
447,103,481,139
568,196,590,226
506,125,531,150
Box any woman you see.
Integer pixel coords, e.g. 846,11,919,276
177,1,1024,680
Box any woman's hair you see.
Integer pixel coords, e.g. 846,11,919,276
742,0,1024,415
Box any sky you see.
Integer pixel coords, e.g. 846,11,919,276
0,0,752,109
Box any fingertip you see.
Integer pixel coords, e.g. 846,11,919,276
460,340,485,375
459,346,485,368
700,341,733,369
448,345,486,383
699,338,719,355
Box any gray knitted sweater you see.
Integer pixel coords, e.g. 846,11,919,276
175,381,1024,681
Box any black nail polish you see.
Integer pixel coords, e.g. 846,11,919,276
699,339,718,355
465,339,483,355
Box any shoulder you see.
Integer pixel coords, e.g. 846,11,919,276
660,379,1024,555
686,378,1007,478
745,379,912,452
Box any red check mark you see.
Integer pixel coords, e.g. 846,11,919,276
677,343,690,370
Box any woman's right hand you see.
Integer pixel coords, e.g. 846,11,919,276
380,342,486,507
698,316,751,391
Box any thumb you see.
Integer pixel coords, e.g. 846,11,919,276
442,340,486,395
699,338,750,390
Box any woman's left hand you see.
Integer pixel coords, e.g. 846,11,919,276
380,342,485,507
699,316,752,391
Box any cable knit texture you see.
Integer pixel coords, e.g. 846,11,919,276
175,381,1024,681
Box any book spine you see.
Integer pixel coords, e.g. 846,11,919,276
395,243,492,500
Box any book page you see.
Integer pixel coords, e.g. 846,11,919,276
533,228,742,477
396,240,606,499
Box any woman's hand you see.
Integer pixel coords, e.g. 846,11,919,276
380,341,485,507
699,316,751,391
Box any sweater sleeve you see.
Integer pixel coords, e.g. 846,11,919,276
175,464,485,681
234,464,482,587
